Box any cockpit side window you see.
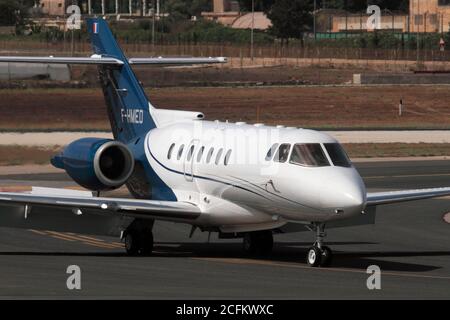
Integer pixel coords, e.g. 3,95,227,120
274,144,291,163
324,143,352,167
290,144,330,167
265,143,279,161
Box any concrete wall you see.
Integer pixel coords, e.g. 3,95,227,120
0,63,71,81
354,72,450,85
332,15,408,32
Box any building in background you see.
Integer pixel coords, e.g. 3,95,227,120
325,10,409,33
202,0,271,30
320,0,450,34
409,0,450,33
39,0,154,17
36,0,160,31
40,0,69,16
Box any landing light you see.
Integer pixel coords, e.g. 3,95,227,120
72,208,83,216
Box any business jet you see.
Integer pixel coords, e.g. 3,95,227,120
0,18,449,267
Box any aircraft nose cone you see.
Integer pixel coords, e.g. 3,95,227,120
319,169,366,213
339,183,366,207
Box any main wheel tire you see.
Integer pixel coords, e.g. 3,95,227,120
140,232,154,256
243,233,256,254
125,232,140,256
259,231,274,256
306,246,322,267
243,231,273,256
320,246,333,267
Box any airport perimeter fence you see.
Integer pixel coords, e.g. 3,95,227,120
2,40,450,70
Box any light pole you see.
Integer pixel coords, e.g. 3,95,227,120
152,0,156,53
416,0,420,66
314,0,317,40
251,0,255,61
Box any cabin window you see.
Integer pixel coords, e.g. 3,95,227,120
167,143,175,159
274,144,291,163
177,144,185,160
206,148,214,163
324,143,352,168
290,144,330,167
187,145,195,162
224,150,232,166
215,148,223,165
265,143,279,161
197,146,205,163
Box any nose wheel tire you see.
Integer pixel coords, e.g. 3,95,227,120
243,231,273,256
307,247,322,267
306,245,333,267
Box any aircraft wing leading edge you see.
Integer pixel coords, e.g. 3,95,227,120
0,188,200,237
0,191,200,220
366,187,450,206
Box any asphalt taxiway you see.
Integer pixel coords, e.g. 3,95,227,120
0,160,449,299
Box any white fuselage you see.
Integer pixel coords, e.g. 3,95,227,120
144,119,367,233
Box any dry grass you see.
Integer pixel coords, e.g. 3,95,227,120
0,85,449,131
343,143,450,158
0,145,61,166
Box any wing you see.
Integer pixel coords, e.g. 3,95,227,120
367,187,450,206
0,187,200,237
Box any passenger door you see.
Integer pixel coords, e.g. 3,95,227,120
183,139,199,182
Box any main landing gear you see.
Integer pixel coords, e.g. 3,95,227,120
306,223,332,267
124,230,154,256
123,220,154,256
243,230,273,256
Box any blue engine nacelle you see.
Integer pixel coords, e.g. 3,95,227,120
51,138,135,191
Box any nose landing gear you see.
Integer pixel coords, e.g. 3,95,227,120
306,223,332,267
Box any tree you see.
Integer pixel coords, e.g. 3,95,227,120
238,0,275,12
266,0,314,42
0,0,34,33
164,0,211,20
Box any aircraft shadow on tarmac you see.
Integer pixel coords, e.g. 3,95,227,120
0,241,446,273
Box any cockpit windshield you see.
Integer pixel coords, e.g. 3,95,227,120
290,144,330,167
324,143,352,167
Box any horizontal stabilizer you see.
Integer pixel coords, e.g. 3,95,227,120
0,55,124,65
129,57,227,65
0,56,227,66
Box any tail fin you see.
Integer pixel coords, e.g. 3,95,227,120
86,18,156,143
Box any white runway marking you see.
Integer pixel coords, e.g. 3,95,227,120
444,212,450,224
